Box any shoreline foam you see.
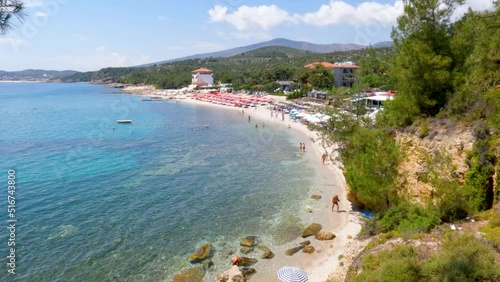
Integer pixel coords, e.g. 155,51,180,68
116,87,367,281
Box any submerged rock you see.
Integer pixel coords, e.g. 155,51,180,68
299,240,311,246
241,267,256,279
303,245,315,254
302,223,322,238
261,250,275,259
256,243,270,252
171,266,205,282
285,245,305,256
240,246,253,254
315,231,336,240
202,259,214,269
239,257,258,267
188,243,212,263
240,236,258,247
311,194,322,199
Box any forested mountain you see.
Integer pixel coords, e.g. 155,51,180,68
0,69,78,81
62,46,392,89
141,38,388,66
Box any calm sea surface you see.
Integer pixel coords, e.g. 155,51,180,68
0,83,317,281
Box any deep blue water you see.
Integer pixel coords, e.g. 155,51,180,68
0,83,316,281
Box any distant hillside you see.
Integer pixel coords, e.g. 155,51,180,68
144,38,390,66
0,69,78,81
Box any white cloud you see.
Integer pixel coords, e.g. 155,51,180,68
95,46,106,52
209,4,298,31
453,0,495,20
301,0,404,27
35,11,49,17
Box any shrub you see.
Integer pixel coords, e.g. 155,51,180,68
378,202,441,234
351,246,422,282
422,234,500,281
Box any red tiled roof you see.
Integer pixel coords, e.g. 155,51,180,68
192,68,213,73
304,61,359,69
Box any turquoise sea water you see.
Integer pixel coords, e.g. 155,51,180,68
0,83,317,281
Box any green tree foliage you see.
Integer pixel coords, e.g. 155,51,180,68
445,8,500,122
382,0,463,126
350,235,500,282
357,47,394,90
298,65,334,89
329,118,401,211
0,0,23,34
464,121,495,212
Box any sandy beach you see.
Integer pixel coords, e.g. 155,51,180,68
118,86,369,281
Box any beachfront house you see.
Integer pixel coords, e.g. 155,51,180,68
308,90,328,100
191,68,214,87
304,61,359,88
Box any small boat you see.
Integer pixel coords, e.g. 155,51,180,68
117,120,132,124
141,96,152,101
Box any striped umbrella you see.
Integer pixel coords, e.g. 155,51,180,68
277,266,309,282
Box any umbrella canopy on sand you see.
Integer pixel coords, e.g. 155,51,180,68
277,266,309,282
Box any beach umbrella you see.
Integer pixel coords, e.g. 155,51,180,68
277,266,308,282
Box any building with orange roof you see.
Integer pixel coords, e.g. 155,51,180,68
304,61,359,88
191,68,214,86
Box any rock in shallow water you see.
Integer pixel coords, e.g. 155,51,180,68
171,266,205,282
261,250,275,259
299,240,311,246
240,246,253,254
241,267,256,279
239,257,258,267
311,194,322,199
285,245,305,256
302,223,322,238
240,236,258,247
188,243,212,263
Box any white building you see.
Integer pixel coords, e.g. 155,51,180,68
191,68,214,87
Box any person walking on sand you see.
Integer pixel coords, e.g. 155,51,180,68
248,115,251,122
332,194,340,212
322,152,327,165
302,143,306,152
299,143,303,152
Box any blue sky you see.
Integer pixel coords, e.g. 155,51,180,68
0,0,494,71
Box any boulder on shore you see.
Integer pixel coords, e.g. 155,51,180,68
172,266,205,282
188,243,212,263
215,265,244,282
303,245,315,254
315,231,336,240
302,223,322,238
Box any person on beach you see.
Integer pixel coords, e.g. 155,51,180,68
288,124,291,129
302,143,306,152
255,123,258,128
248,115,251,122
322,152,327,165
299,143,303,151
332,194,340,212
231,256,241,266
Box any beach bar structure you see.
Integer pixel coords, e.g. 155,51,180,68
191,68,214,87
